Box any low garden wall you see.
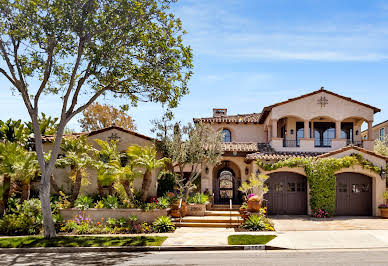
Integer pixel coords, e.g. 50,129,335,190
187,204,206,216
60,208,170,224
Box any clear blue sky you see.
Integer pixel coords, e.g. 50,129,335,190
1,0,388,135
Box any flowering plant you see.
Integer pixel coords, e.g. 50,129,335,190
248,193,255,199
312,208,329,218
378,204,388,209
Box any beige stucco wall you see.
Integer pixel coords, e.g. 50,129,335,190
210,123,266,143
45,128,159,198
268,91,374,123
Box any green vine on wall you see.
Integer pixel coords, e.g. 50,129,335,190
257,154,382,216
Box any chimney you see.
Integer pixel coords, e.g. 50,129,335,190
213,108,227,117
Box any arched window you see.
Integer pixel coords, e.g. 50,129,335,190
222,129,231,142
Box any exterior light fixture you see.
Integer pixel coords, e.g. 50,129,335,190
356,130,359,136
290,129,294,135
205,166,209,174
245,167,249,175
381,167,386,180
233,151,237,156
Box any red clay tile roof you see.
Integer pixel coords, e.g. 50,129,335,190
246,151,323,161
258,87,381,123
317,145,388,161
194,113,261,124
222,142,259,152
41,126,154,143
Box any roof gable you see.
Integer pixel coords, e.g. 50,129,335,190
258,87,380,123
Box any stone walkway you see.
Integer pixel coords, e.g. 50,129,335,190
271,216,388,231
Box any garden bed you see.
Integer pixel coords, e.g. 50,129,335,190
59,208,170,224
0,236,167,248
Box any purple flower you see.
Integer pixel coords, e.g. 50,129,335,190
248,194,255,199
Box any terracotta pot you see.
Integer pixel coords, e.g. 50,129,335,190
381,208,388,219
170,201,187,218
247,195,262,212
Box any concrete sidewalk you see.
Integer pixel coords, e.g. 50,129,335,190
267,230,388,249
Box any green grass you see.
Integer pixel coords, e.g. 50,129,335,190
228,235,277,245
0,236,167,248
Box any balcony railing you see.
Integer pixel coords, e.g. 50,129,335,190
283,139,299,147
346,139,363,147
315,138,332,147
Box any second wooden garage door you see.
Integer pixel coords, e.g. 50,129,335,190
264,172,307,215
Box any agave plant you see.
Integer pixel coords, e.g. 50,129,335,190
153,216,175,233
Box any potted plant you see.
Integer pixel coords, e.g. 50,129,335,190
379,191,388,218
170,198,188,218
239,174,269,212
186,193,209,216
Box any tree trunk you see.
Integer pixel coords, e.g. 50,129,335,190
0,175,11,215
71,170,82,202
141,170,152,202
121,180,135,201
97,180,104,197
40,173,56,238
21,181,30,202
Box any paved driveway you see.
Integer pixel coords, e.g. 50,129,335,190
271,215,388,231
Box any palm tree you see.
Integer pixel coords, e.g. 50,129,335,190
127,145,169,202
0,142,39,214
55,136,94,202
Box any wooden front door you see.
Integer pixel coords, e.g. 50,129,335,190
336,173,372,216
264,172,307,215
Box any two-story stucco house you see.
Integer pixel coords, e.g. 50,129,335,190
194,88,387,217
361,120,388,142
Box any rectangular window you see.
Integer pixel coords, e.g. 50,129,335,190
380,128,385,141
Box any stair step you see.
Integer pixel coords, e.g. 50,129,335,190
172,216,243,224
205,211,240,217
208,208,239,211
174,222,239,228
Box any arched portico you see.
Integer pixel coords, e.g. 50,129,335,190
212,160,242,204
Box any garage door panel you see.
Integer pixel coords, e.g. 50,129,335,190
264,172,307,215
335,173,372,216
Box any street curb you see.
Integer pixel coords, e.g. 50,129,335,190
0,245,286,254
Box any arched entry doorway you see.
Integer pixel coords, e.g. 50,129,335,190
335,173,372,216
213,161,242,204
264,172,307,215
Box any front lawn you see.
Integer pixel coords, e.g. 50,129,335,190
0,236,167,248
228,234,276,245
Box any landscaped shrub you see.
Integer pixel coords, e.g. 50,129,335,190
187,193,209,204
0,199,42,235
242,214,274,231
102,195,120,209
156,196,171,209
157,173,176,197
152,216,175,233
74,195,94,210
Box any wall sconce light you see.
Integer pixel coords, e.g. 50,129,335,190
381,167,386,180
205,166,209,174
245,167,249,175
290,129,294,135
233,151,237,156
356,130,359,136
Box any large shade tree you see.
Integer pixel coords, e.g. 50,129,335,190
0,0,193,237
78,102,136,132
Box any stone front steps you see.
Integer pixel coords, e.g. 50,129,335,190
173,211,243,228
208,204,240,212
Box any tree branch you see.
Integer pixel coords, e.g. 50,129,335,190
34,39,56,109
0,39,17,82
0,67,16,86
11,37,27,90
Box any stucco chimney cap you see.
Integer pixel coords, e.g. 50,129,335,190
213,108,227,117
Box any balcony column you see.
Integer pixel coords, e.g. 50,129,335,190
267,126,272,142
272,119,278,138
368,120,373,140
335,120,341,139
304,120,309,138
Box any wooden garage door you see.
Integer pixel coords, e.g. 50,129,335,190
264,172,307,215
336,173,372,216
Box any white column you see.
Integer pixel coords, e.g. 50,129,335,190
335,120,341,139
272,119,278,138
304,120,309,138
368,121,373,140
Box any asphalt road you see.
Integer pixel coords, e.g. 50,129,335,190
2,249,388,266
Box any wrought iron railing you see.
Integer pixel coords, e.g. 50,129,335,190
283,139,299,147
